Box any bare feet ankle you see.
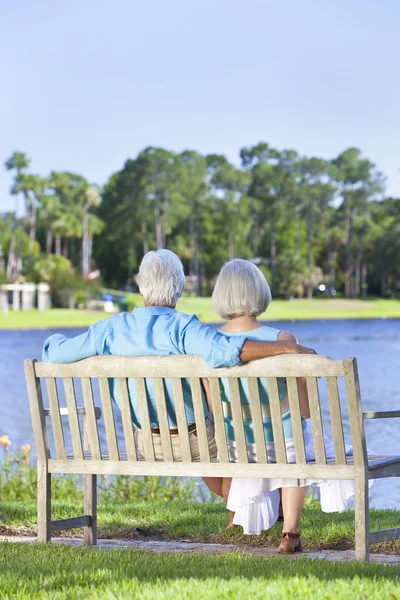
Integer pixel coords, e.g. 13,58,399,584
226,511,235,529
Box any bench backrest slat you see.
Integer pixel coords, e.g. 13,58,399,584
154,378,174,462
171,378,192,462
209,378,229,463
326,376,347,465
81,378,101,460
286,377,306,463
134,377,154,460
247,378,268,463
117,378,137,461
25,359,50,462
98,378,119,461
344,358,367,467
267,377,287,464
306,377,326,464
63,378,83,459
228,378,249,464
45,377,66,460
190,378,211,462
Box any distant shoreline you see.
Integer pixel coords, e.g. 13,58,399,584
1,298,400,330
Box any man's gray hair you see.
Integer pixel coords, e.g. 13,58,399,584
137,250,185,307
212,259,271,320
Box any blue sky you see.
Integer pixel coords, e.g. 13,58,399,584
1,0,399,212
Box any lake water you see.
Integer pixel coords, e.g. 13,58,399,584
1,319,399,509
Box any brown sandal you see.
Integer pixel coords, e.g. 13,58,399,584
279,532,302,554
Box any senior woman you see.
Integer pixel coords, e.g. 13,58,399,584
209,259,355,554
42,250,315,465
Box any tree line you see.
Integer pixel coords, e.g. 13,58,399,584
1,144,399,298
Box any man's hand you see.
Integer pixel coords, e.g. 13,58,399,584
285,342,317,355
278,330,317,355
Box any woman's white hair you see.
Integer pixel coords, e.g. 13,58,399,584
212,259,271,320
137,250,185,307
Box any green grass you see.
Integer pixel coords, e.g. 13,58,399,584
1,501,399,598
0,308,108,330
0,542,399,600
1,500,399,555
179,296,400,323
2,297,400,329
0,543,400,600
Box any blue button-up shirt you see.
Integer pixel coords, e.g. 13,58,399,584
42,307,246,428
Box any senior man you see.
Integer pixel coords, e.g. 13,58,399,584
43,250,315,462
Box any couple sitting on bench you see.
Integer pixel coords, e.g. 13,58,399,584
42,249,355,554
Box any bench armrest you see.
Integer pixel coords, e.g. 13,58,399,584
363,410,400,419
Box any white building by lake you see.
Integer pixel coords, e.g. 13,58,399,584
0,282,51,312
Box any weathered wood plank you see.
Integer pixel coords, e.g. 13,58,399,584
81,378,101,461
228,379,248,464
209,379,229,463
345,359,369,561
286,377,306,464
117,378,137,461
326,376,346,465
267,378,287,464
35,354,344,379
37,463,51,543
344,358,368,467
363,411,400,419
25,360,50,463
306,377,326,464
190,378,210,463
45,378,66,460
355,466,369,561
48,458,356,479
171,378,191,462
247,378,268,464
368,462,400,479
98,378,119,461
135,377,155,461
153,378,173,462
84,474,97,545
51,516,91,532
369,528,400,544
63,378,83,460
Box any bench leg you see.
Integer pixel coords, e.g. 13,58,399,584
37,463,51,543
354,468,369,561
84,474,97,546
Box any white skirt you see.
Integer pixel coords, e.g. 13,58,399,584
226,419,359,535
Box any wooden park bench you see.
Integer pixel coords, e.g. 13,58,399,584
24,354,400,561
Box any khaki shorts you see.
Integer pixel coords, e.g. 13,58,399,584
135,416,218,462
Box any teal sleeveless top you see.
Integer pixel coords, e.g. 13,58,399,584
219,326,299,444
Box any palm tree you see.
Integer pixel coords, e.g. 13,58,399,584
81,186,101,277
48,171,75,255
4,151,30,175
4,151,30,280
12,174,46,256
